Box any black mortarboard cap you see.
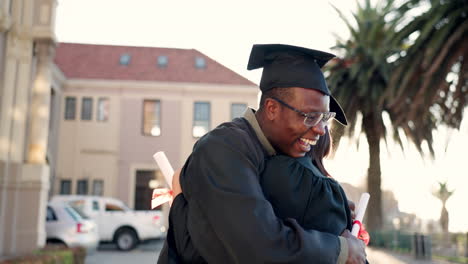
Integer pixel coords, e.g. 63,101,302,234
247,44,347,126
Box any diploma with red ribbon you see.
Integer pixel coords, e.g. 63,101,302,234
352,193,370,245
151,151,175,209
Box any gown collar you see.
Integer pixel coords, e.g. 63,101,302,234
243,108,276,156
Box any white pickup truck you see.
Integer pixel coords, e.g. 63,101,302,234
51,195,166,251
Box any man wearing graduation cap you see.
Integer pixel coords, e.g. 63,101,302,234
158,44,367,264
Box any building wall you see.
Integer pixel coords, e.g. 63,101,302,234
119,95,182,206
55,84,120,198
53,79,258,209
180,84,259,163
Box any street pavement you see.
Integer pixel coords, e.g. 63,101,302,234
85,239,163,264
85,240,455,264
366,247,454,264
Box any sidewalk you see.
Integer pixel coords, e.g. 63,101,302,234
367,247,456,264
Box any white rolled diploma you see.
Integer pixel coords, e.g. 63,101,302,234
153,151,174,189
351,193,370,237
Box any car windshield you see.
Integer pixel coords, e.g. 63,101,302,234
70,205,90,219
64,206,82,221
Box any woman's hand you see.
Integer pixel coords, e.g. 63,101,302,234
341,229,367,264
172,168,182,197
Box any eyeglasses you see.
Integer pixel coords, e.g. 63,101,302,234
271,97,336,127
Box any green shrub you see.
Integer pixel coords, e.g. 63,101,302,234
36,248,73,264
0,245,86,264
368,230,413,252
0,253,61,264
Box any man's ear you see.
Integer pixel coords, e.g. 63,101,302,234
264,98,280,121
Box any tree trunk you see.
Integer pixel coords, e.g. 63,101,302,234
440,205,449,232
363,114,383,231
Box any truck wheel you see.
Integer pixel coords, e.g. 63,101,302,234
115,228,138,251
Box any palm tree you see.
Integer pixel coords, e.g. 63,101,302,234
327,0,408,231
432,182,454,232
326,0,467,231
387,0,468,146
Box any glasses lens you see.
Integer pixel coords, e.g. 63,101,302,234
304,113,323,127
304,112,336,127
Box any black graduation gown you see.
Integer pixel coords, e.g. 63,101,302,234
158,117,344,264
261,155,352,235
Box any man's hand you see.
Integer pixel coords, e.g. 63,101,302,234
172,168,182,197
348,200,356,220
341,229,366,264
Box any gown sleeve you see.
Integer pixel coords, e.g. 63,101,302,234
179,126,344,264
157,194,206,264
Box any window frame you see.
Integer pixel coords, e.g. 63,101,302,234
119,54,131,66
194,56,206,69
92,179,104,196
231,103,247,120
157,55,168,68
81,97,93,121
192,101,211,138
59,179,72,195
142,99,162,137
76,179,88,195
64,96,76,120
96,97,110,122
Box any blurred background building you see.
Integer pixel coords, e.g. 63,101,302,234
52,42,258,209
0,0,257,258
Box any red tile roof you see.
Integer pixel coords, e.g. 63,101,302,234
54,43,256,86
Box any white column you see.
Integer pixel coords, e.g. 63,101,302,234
27,39,54,164
9,36,34,162
0,51,17,161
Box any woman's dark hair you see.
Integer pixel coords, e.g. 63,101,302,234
308,126,333,177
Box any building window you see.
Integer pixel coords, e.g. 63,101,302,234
193,102,210,138
142,100,161,136
231,103,247,120
92,180,104,196
194,57,206,69
81,97,93,120
157,55,168,68
76,179,88,195
97,98,109,122
64,97,76,120
60,180,71,194
119,54,131,65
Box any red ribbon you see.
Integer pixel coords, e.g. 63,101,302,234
151,188,173,209
353,220,370,245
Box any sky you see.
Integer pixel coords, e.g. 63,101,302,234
54,0,467,232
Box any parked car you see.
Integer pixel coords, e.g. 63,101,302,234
51,195,166,251
46,201,99,253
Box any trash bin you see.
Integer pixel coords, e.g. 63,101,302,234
413,233,432,260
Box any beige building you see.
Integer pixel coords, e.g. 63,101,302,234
0,2,257,256
52,43,258,210
0,0,58,257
